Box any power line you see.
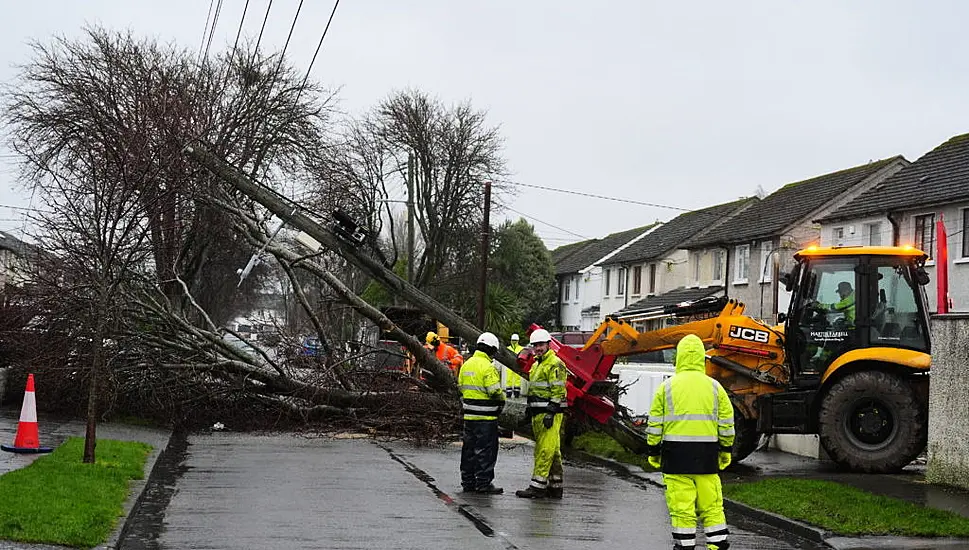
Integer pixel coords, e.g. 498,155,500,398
505,205,590,240
253,0,275,57
298,0,340,93
203,0,225,61
510,181,695,213
197,0,216,63
228,0,251,62
279,0,304,58
0,203,48,213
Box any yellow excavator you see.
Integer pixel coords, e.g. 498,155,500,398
546,245,931,473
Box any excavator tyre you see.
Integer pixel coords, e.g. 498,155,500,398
731,405,764,462
818,370,926,473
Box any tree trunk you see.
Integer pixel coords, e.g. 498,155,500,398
83,296,107,464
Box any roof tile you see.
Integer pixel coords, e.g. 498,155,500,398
686,157,904,248
823,134,969,222
603,198,755,265
553,224,658,275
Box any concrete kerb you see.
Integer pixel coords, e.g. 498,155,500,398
97,427,175,550
568,449,834,546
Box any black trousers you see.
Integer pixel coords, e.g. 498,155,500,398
460,419,499,489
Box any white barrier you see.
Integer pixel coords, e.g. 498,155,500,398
614,364,675,417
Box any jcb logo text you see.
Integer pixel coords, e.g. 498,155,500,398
728,325,770,344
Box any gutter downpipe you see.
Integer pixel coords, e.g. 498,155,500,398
887,212,901,247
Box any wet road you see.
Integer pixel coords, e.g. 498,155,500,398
120,433,826,550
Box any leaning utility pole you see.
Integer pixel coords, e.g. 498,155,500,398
406,153,416,284
183,143,520,371
477,181,491,328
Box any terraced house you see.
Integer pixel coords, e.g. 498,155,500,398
818,133,969,311
681,156,909,324
598,198,756,329
553,224,658,331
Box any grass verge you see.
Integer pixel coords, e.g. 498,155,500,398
0,437,152,548
723,478,969,537
571,431,657,472
572,432,969,538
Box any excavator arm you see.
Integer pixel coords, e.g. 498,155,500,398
522,298,790,431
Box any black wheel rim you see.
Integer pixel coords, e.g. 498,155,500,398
843,398,897,451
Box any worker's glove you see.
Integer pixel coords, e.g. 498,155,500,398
647,455,661,470
542,414,554,429
718,452,732,471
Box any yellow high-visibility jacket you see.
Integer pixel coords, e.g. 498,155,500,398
646,334,735,474
525,349,567,417
458,351,505,421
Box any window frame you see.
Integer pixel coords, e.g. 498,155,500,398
833,226,845,246
617,267,626,296
604,268,611,296
914,213,935,259
712,249,724,282
734,244,750,284
865,222,883,246
648,263,657,294
962,209,969,258
632,265,642,296
760,241,774,283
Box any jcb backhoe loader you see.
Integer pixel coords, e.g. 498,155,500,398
539,246,931,473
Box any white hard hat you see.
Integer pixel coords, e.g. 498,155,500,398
529,329,552,345
477,332,499,349
511,333,520,341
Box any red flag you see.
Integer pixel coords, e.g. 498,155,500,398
937,214,951,313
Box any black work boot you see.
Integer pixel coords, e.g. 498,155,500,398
515,486,548,498
548,487,563,499
475,484,503,494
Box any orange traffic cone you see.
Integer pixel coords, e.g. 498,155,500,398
2,374,53,454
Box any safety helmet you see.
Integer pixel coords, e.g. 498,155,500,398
476,332,499,349
529,329,552,345
426,331,438,344
511,333,520,341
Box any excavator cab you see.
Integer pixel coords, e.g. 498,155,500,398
782,246,931,389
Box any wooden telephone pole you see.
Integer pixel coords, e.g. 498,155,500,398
477,181,491,329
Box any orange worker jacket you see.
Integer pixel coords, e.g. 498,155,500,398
427,342,464,373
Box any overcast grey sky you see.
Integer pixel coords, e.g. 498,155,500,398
1,1,968,249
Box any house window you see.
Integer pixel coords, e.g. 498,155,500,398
604,269,611,296
962,210,969,258
833,227,845,246
563,279,570,302
712,250,724,281
691,252,701,285
760,241,773,283
632,266,642,295
617,268,626,295
648,263,657,294
734,245,750,283
865,222,882,246
914,214,935,258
